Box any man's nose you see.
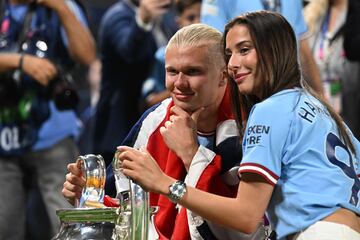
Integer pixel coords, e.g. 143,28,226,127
174,72,188,87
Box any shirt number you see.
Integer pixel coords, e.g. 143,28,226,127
326,133,360,206
0,126,20,151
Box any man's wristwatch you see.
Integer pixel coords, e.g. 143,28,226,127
168,180,187,203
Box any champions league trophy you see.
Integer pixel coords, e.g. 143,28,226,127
52,152,152,240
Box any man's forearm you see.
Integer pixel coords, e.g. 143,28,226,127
54,1,96,65
0,53,22,72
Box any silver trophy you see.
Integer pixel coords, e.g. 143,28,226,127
77,154,106,208
52,153,153,240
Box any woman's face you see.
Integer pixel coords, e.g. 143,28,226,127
225,24,261,97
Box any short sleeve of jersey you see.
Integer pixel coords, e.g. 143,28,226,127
281,0,307,38
200,0,230,32
201,0,308,38
239,99,293,185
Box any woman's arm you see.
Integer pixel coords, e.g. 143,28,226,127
176,173,273,234
120,146,274,234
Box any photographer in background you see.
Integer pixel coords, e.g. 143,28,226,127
0,0,96,239
344,0,360,61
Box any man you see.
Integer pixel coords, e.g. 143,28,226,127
344,0,360,61
141,0,202,108
342,0,360,139
92,0,178,165
0,0,96,239
200,0,324,95
64,24,265,239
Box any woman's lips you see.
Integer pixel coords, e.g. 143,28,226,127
234,72,250,84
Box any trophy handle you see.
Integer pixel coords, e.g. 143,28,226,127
113,149,151,239
130,181,150,240
76,154,106,208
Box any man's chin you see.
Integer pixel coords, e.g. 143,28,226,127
182,107,195,114
173,102,194,112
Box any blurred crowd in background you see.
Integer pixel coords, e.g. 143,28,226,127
0,0,359,239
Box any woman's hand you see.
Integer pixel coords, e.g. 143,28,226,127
119,146,173,195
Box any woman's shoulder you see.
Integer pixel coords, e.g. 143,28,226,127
253,89,302,115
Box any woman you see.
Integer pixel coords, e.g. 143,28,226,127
119,11,360,239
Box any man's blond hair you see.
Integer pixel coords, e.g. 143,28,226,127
166,23,225,68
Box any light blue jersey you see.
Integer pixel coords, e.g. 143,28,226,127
33,102,80,150
239,89,360,239
201,0,307,38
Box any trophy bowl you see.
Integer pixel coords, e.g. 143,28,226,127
53,154,153,240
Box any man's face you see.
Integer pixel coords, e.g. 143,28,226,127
165,44,224,113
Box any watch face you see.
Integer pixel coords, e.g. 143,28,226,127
171,183,183,194
169,181,186,202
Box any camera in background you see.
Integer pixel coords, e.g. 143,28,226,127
47,71,79,111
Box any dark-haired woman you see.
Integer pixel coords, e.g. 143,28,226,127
120,11,360,240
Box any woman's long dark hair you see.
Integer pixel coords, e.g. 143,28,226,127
223,11,355,154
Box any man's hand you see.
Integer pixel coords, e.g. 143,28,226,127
138,0,172,24
62,162,85,206
22,54,57,86
34,0,67,12
160,106,204,170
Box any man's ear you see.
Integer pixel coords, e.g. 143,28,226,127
219,69,228,87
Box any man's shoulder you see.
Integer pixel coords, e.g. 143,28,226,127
129,99,172,149
100,1,134,29
104,1,133,19
132,99,172,135
141,98,172,121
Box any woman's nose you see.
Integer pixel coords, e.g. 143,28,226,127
228,54,239,72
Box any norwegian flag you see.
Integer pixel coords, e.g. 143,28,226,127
130,87,243,240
